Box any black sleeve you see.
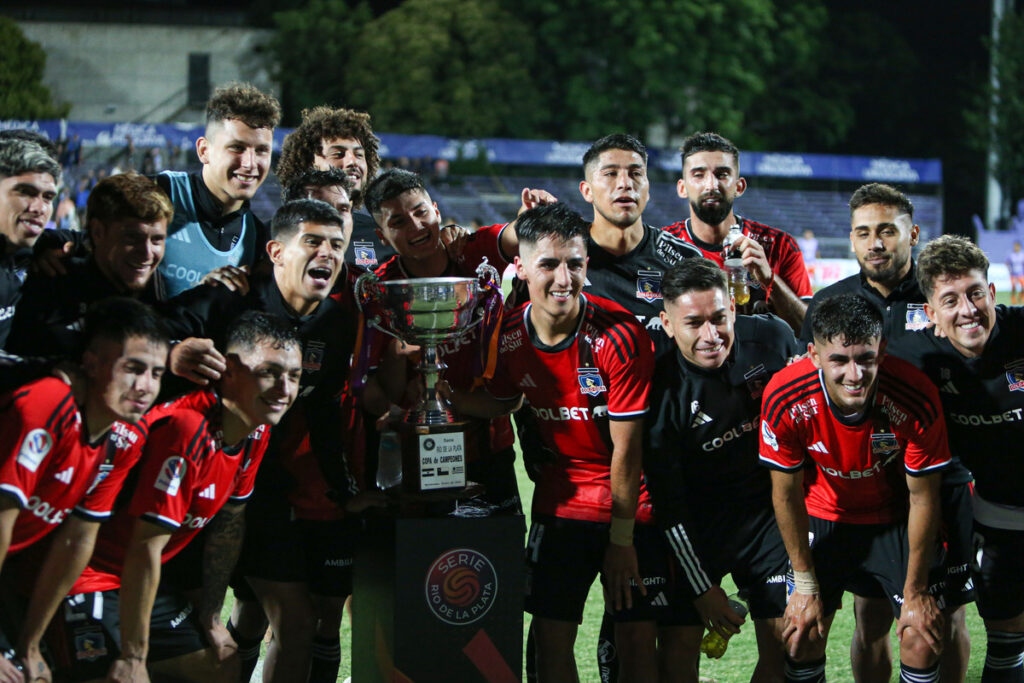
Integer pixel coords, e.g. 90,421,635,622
0,350,57,393
32,228,89,258
158,283,239,344
798,296,816,346
305,393,361,503
5,275,69,358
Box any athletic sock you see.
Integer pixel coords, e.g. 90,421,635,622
308,635,342,683
597,610,618,683
525,620,536,683
983,631,1024,682
899,661,940,682
227,619,263,682
784,655,826,683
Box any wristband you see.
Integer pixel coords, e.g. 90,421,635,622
608,516,635,546
793,569,819,595
764,271,775,300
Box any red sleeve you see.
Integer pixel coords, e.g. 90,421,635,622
902,382,953,476
126,415,199,530
0,380,76,508
74,422,147,521
597,318,653,420
758,378,807,471
484,349,521,401
230,425,270,501
457,224,511,273
776,234,813,298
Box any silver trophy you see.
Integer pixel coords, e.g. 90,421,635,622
355,260,501,493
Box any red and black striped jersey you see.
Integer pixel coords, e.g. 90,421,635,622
73,389,270,593
487,293,654,523
759,356,951,524
0,378,144,553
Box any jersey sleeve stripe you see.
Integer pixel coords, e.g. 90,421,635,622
763,375,819,425
665,524,712,595
228,492,252,502
0,484,28,508
906,459,951,476
140,512,181,530
609,409,647,420
759,455,805,471
72,506,112,521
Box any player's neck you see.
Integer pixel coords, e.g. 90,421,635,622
529,299,582,346
400,249,450,278
688,211,736,246
589,217,643,257
864,263,911,300
220,400,254,446
200,167,244,215
275,275,323,318
81,396,116,444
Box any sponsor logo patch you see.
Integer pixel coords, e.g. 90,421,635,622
761,420,778,451
577,368,607,396
17,429,52,472
424,548,497,625
154,457,186,496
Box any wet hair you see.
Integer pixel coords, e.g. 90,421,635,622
849,183,914,221
282,167,352,203
363,168,428,217
582,133,648,176
270,198,345,241
86,173,174,234
810,293,884,346
680,132,740,172
916,235,990,299
0,130,59,160
205,82,281,132
514,202,588,248
275,106,380,207
662,258,728,302
225,310,301,355
82,297,170,353
0,139,61,182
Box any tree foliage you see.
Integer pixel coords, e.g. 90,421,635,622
0,17,69,120
989,8,1024,209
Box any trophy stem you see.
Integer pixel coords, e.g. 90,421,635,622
404,344,456,425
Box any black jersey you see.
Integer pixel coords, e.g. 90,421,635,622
888,305,1024,503
644,314,799,590
582,224,702,358
0,238,31,349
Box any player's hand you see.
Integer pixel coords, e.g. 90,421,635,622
20,643,51,682
897,591,944,655
32,240,74,278
0,655,25,683
440,224,470,262
204,619,238,662
106,656,149,683
602,542,644,612
694,585,745,638
169,338,226,385
518,188,557,215
781,591,826,658
734,235,773,289
345,490,390,512
201,264,250,295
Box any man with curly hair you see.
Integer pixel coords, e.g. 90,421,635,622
156,82,281,298
276,106,393,269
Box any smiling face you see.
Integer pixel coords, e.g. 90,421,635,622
515,234,588,324
268,221,348,308
84,334,167,425
924,269,996,358
580,148,649,229
0,171,57,250
809,334,885,415
660,287,736,370
374,188,443,262
315,137,368,193
677,151,745,228
850,203,919,294
198,119,273,213
90,217,167,293
222,337,302,428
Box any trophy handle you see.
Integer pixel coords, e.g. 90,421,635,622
475,257,501,290
354,271,405,343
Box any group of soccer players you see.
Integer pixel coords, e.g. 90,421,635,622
0,79,1020,683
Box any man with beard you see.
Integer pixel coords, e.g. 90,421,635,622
664,132,811,331
801,184,974,683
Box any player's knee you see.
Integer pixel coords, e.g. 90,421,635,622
899,627,940,666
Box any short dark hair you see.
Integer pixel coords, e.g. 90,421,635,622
582,133,648,176
662,258,727,302
0,139,61,181
514,202,588,248
810,294,884,346
270,199,345,241
282,168,352,204
86,173,174,231
916,235,990,299
206,82,281,131
680,132,740,172
363,168,428,217
849,183,914,221
0,129,59,160
82,297,170,354
226,311,301,355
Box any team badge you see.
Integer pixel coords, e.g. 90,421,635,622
1005,360,1024,392
425,548,497,625
761,420,778,451
74,628,107,661
352,242,377,268
870,432,899,456
744,364,768,400
905,304,930,331
17,428,52,472
635,270,663,302
577,368,607,396
154,456,186,496
303,340,326,373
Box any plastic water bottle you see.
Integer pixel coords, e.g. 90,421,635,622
723,224,743,258
376,430,403,490
699,594,748,659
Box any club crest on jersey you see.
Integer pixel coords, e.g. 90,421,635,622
17,428,53,472
1005,360,1024,392
870,433,899,456
353,242,377,268
303,340,326,373
154,456,186,496
577,368,607,396
905,304,930,331
74,628,107,661
635,270,663,302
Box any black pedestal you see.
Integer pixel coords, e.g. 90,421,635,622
353,514,526,682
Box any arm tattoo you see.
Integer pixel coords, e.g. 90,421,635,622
198,503,245,621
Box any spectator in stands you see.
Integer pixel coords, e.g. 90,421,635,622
665,132,812,331
798,228,820,287
1007,240,1024,304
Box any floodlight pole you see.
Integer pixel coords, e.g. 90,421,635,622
986,0,1008,232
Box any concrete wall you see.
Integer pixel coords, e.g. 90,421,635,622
17,21,277,123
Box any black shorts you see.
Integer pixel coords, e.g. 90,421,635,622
236,512,360,598
524,516,670,623
50,588,208,681
846,483,975,609
810,516,946,617
664,505,788,626
972,522,1024,621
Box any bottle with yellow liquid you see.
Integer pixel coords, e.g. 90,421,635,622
722,225,749,305
699,594,749,659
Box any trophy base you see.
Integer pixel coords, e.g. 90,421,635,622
398,421,469,494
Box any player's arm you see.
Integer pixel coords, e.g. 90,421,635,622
439,383,523,419
735,235,807,331
498,188,558,260
111,519,172,678
603,417,645,612
18,516,100,681
0,497,19,575
196,502,245,662
898,470,943,654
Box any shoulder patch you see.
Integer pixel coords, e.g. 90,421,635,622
17,429,53,472
761,420,778,451
154,456,186,496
